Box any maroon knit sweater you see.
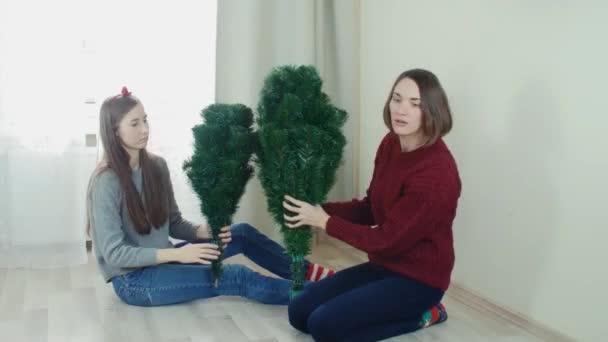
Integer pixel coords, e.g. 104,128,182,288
323,133,461,291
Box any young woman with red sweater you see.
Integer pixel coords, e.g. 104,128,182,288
285,69,461,341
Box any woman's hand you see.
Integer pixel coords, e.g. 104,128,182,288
218,226,232,248
196,224,232,248
173,243,221,265
283,195,330,230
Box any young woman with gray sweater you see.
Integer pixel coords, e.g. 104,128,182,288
86,87,333,307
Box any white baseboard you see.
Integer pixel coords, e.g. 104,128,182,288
447,283,577,342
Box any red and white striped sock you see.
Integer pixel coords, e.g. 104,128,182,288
306,263,335,282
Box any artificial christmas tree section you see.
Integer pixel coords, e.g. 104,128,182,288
256,65,347,297
183,103,256,280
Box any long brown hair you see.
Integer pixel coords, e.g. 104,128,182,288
383,69,453,145
87,91,168,235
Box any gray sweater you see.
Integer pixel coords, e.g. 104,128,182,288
87,157,198,282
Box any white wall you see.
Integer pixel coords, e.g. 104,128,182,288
360,1,608,341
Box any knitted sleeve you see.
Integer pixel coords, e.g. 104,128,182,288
326,163,459,257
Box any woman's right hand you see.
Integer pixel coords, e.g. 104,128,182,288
173,243,221,264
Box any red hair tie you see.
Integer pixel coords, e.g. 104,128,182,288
121,86,131,97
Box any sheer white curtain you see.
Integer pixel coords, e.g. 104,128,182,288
216,0,361,241
0,0,93,268
0,0,217,268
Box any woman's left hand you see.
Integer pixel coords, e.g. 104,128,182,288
197,224,232,248
283,195,330,230
218,226,232,248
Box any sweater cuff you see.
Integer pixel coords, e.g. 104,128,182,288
321,203,334,214
183,223,200,241
326,216,347,239
171,221,200,242
137,248,158,266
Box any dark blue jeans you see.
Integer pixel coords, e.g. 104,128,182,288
288,262,444,342
111,222,310,306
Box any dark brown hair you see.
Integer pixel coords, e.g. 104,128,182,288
87,93,168,235
383,69,453,145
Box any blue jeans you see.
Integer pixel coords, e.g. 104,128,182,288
111,223,310,306
288,262,444,342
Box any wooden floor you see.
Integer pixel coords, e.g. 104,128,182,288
0,236,545,342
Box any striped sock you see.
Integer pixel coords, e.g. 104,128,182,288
305,263,335,282
419,303,448,329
